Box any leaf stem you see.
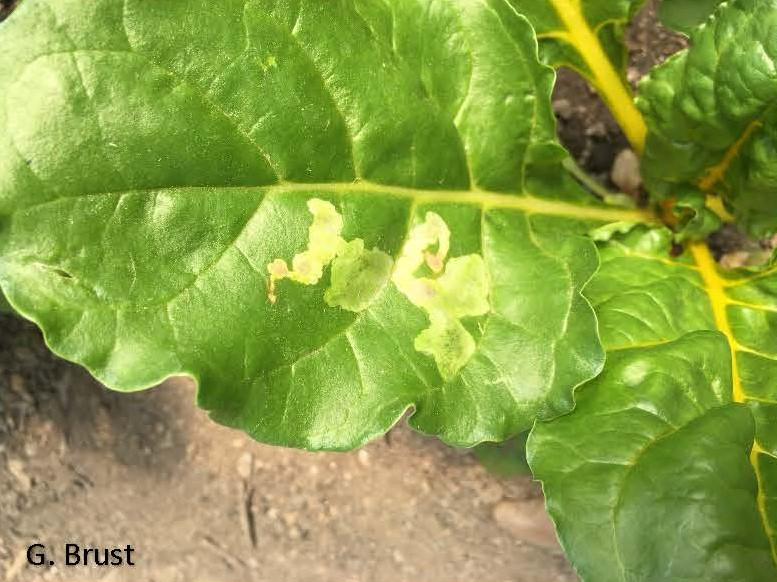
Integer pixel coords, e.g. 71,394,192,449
548,0,647,153
561,157,623,202
705,194,735,223
699,120,763,192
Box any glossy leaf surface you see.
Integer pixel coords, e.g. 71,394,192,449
0,0,662,450
639,0,777,237
530,227,777,580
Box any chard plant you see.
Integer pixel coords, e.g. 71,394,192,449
1,0,776,579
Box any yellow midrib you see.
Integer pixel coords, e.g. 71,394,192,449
699,120,763,193
705,194,735,223
689,242,744,402
691,242,777,562
271,180,657,224
547,0,647,152
530,0,775,553
752,443,777,561
697,117,762,224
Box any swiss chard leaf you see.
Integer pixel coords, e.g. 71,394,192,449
659,0,726,33
639,0,777,238
530,227,777,580
0,0,657,450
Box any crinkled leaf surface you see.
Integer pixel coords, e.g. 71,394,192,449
0,0,658,450
659,0,726,33
639,0,777,238
530,227,777,581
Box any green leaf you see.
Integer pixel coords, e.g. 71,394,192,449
509,0,647,149
639,0,777,238
659,0,726,33
531,334,776,581
529,226,777,580
0,0,657,450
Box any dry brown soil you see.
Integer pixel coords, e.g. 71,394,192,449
0,316,573,582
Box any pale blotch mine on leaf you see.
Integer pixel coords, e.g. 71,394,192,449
267,199,392,312
392,213,490,380
325,239,393,312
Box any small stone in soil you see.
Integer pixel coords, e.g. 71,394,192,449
611,149,642,196
553,99,573,120
236,452,253,480
7,457,32,492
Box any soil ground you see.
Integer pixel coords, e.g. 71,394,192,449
0,316,573,582
1,2,681,581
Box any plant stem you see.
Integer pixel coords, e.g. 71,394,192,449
562,157,622,201
549,0,647,153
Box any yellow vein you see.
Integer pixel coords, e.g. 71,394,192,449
609,248,700,271
607,339,674,353
271,180,658,224
728,300,777,314
705,194,735,223
723,266,777,288
17,182,660,226
547,0,647,152
751,443,777,563
699,120,763,193
689,242,744,402
691,242,777,562
737,345,777,362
